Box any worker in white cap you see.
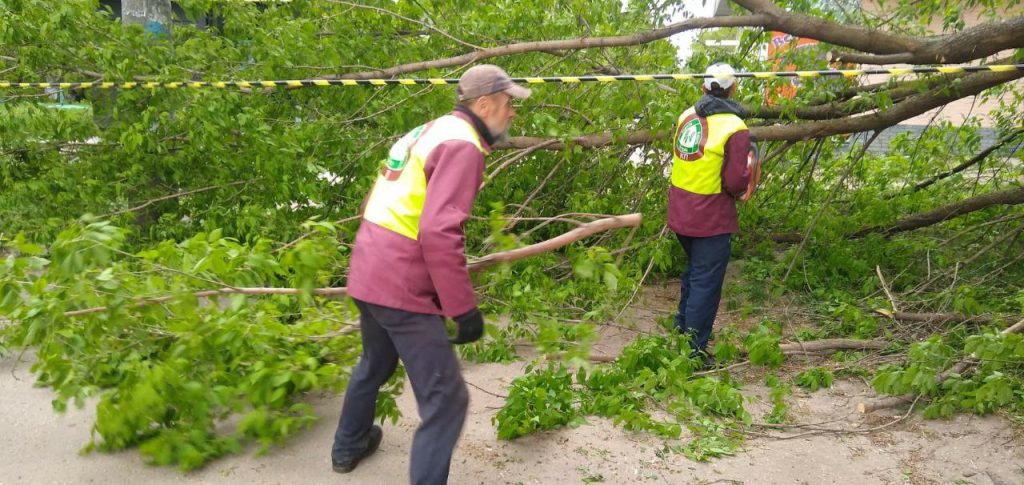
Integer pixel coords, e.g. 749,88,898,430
667,62,752,368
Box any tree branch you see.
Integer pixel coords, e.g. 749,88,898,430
588,338,885,363
100,180,252,217
852,186,1024,237
327,14,772,80
325,0,484,51
874,310,1007,326
467,213,641,271
828,18,1024,65
497,66,1024,150
732,0,920,55
858,317,1024,413
906,128,1024,194
734,0,1024,65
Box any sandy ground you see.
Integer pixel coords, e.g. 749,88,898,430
2,283,1023,485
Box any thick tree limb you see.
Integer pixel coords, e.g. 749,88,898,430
852,186,1024,237
732,0,918,55
858,317,1024,413
827,18,1024,65
733,0,1024,65
769,186,1024,243
751,68,1024,141
499,67,1024,149
59,214,641,318
778,339,887,353
325,0,1021,82
291,0,1023,85
746,84,922,121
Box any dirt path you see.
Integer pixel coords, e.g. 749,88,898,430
2,283,1022,484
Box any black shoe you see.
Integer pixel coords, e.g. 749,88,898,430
700,354,717,371
332,425,383,474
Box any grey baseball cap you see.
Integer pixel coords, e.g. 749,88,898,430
457,65,531,101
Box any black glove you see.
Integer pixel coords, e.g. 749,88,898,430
450,309,484,344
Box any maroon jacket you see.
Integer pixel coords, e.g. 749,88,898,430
668,96,752,237
346,110,489,317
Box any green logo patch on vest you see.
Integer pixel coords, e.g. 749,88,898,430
674,114,708,161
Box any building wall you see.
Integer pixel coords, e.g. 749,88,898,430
859,0,1022,128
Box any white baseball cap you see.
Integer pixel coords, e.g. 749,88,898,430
703,63,737,91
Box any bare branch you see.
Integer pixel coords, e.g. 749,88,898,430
100,180,252,218
467,214,642,271
328,14,772,80
325,0,484,51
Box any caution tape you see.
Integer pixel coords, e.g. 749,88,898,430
1,64,1021,90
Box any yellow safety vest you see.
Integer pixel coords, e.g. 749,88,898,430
363,115,486,240
670,107,747,195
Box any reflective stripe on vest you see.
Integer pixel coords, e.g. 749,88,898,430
362,115,485,240
670,107,747,195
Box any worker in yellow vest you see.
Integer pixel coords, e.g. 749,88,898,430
668,63,752,368
331,65,530,484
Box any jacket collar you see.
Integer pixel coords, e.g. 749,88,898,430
452,106,495,150
694,94,747,118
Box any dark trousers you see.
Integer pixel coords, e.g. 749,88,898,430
673,233,732,353
332,299,469,485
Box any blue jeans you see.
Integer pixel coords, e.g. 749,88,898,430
673,233,731,354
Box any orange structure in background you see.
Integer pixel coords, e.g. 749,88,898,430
765,32,820,104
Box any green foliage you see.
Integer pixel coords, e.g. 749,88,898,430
2,0,1023,472
495,362,581,440
794,367,835,392
1,219,365,470
572,247,622,293
0,0,686,469
873,331,1024,419
496,331,754,459
711,327,742,364
823,302,880,339
675,417,740,461
763,374,792,424
744,324,784,368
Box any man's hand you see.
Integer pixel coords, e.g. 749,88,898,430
451,309,484,344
